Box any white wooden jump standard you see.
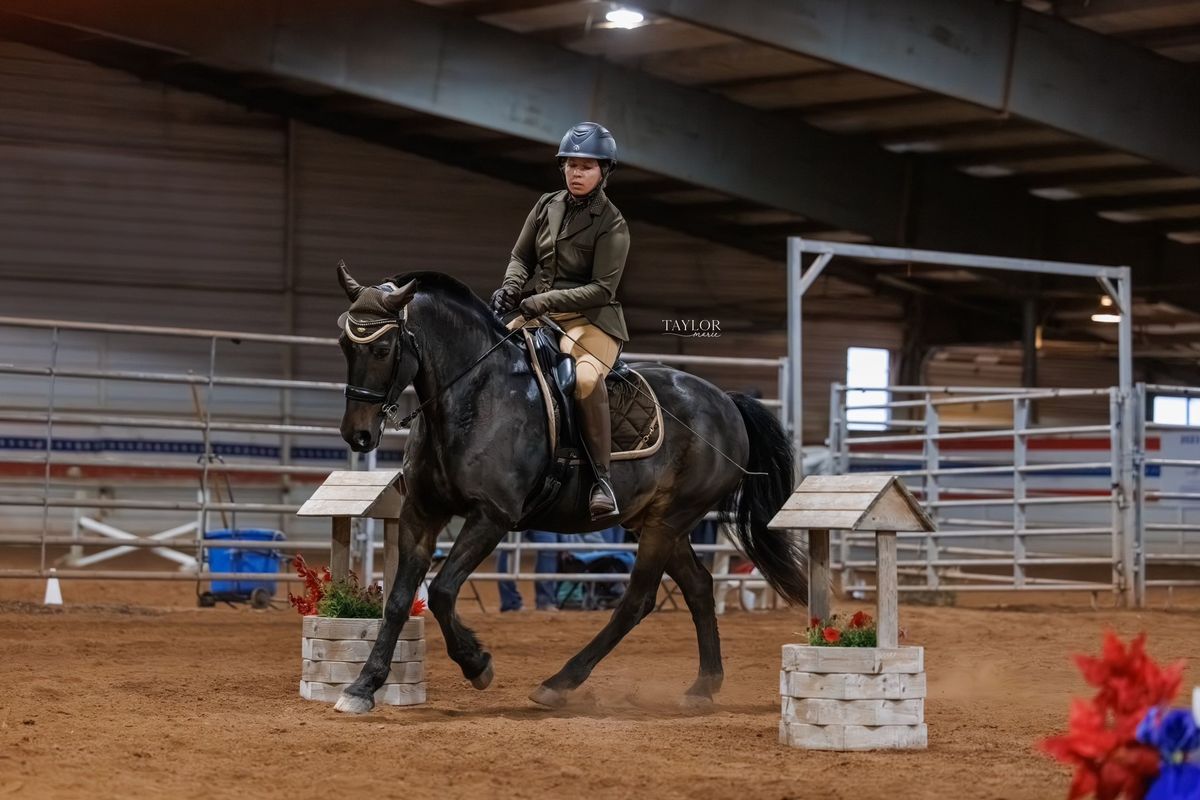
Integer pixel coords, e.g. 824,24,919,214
295,469,424,707
296,469,403,595
768,474,936,750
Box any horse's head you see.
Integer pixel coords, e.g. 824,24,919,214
336,262,419,452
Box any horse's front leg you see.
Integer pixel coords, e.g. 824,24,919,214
427,511,509,689
334,501,445,715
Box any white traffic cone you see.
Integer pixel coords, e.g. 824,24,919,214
43,568,63,606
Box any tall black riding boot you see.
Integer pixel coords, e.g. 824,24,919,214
579,385,618,519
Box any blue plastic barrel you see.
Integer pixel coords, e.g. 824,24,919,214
204,529,285,596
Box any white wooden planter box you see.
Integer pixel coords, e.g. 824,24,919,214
779,644,927,751
299,615,426,706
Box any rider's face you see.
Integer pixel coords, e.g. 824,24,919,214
563,158,601,197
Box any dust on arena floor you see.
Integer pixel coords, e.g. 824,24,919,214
4,560,1199,799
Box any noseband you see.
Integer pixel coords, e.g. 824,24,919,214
342,305,413,423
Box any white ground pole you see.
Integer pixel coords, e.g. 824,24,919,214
786,239,1136,606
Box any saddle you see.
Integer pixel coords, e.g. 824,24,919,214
514,324,664,532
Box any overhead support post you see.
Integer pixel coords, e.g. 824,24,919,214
1022,298,1038,390
788,239,833,469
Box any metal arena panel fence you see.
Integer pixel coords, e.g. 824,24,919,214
830,382,1200,607
2,313,1191,609
0,314,785,599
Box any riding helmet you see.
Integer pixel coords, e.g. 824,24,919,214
556,122,617,167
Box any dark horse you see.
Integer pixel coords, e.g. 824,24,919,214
333,265,806,714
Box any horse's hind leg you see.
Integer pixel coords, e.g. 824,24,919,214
427,511,508,688
665,539,724,709
530,530,676,707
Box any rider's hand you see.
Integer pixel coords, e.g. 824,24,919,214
519,293,553,319
490,285,521,316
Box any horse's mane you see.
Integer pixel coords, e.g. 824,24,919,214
388,270,510,337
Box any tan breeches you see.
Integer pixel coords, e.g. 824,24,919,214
506,311,621,399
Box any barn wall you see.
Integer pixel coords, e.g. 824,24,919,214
0,41,905,536
923,344,1118,426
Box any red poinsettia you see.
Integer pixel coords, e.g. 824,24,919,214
822,626,841,644
1040,632,1185,800
850,610,872,629
287,554,329,615
1075,633,1184,724
288,554,429,618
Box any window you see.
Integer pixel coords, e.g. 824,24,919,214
1152,395,1200,426
846,347,890,431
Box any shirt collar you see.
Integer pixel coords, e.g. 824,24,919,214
560,188,607,214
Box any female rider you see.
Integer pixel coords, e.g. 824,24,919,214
490,122,629,520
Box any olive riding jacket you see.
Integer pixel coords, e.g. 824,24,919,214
501,188,630,342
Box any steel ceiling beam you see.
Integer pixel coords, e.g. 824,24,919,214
2,0,905,242
2,0,1189,279
1052,0,1200,19
636,0,1200,177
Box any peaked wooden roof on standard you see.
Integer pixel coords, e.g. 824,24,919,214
296,469,404,519
767,474,935,532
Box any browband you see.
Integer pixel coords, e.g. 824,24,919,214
342,304,408,344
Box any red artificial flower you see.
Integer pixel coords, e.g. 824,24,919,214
1075,632,1184,724
1041,700,1160,800
1040,632,1185,800
410,597,427,616
850,611,872,629
287,554,326,616
810,616,821,629
822,626,841,644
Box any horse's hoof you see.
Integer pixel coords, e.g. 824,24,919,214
681,693,715,713
334,692,374,715
529,684,569,708
470,661,494,690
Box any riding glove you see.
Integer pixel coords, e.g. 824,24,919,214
519,293,554,319
490,284,521,315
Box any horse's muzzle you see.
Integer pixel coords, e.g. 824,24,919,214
347,430,375,452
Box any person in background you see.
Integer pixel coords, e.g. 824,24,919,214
496,529,565,612
689,516,718,569
497,526,630,611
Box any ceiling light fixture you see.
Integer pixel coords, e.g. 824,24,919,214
1091,294,1120,324
606,8,645,28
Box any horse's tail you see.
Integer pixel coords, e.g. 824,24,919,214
717,392,808,605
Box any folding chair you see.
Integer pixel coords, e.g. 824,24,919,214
557,550,635,610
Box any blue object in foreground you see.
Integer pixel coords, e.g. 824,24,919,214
1138,707,1200,800
204,529,285,596
1146,764,1200,800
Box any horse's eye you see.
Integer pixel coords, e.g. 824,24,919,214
371,345,391,359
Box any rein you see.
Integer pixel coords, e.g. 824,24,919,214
393,325,528,430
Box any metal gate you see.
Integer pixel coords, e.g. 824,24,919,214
829,383,1136,602
830,381,1200,607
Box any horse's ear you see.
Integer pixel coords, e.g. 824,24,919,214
337,260,364,301
383,279,418,313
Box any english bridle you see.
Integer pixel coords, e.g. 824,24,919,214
340,303,417,428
